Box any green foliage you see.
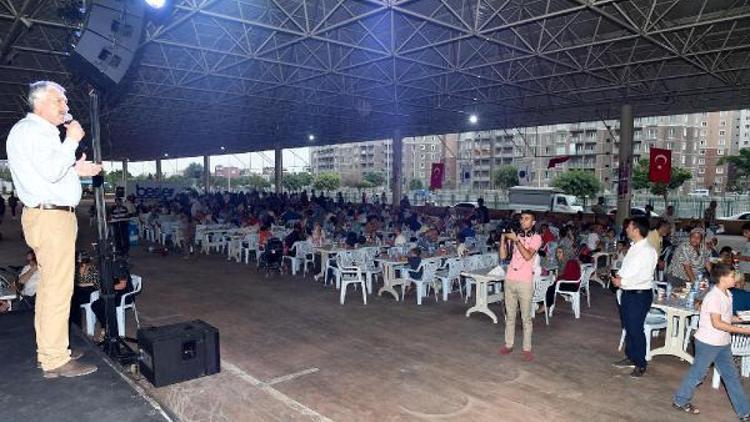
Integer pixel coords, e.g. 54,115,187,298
552,170,602,200
409,179,423,190
363,172,386,187
313,172,341,191
237,174,271,190
103,169,133,187
355,180,374,189
282,172,313,191
632,158,692,203
719,149,750,190
183,162,204,179
493,165,519,190
0,166,12,181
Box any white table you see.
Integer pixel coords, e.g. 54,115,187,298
461,267,504,324
650,298,699,363
375,258,408,300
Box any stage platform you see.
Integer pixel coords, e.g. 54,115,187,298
0,311,171,422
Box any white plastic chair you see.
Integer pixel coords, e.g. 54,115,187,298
117,275,142,337
404,260,441,305
435,258,463,301
330,251,356,289
338,255,367,305
284,241,315,276
356,247,382,293
241,233,260,264
549,266,595,319
531,275,555,325
80,290,101,337
615,289,667,361
712,333,750,389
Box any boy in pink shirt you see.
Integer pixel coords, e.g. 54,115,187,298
673,264,750,420
498,211,542,361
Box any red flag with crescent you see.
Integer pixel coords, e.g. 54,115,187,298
430,163,444,189
649,148,671,183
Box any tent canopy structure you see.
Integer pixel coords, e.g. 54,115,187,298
2,0,750,160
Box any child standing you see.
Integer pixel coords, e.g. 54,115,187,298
672,263,750,420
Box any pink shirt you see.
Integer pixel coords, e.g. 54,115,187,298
506,234,542,282
695,287,733,346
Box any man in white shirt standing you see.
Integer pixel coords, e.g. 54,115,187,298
6,81,101,378
611,216,658,377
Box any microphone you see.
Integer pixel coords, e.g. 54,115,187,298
64,113,73,123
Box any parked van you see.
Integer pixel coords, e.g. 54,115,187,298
688,189,710,197
506,186,583,213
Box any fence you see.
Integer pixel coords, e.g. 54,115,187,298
331,188,750,219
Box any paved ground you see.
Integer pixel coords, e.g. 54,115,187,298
0,207,745,422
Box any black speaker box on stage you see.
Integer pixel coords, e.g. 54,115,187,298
66,0,145,90
137,320,220,387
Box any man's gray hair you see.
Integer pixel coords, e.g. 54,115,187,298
28,81,65,110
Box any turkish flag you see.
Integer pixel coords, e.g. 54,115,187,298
649,148,672,183
430,163,444,189
547,155,570,168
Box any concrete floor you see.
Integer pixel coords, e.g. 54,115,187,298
0,206,744,422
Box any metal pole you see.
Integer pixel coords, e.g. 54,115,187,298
392,129,403,206
274,147,283,193
616,104,634,227
203,155,210,193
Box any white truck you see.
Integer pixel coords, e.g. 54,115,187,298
506,186,583,213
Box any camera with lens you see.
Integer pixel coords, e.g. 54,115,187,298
498,219,521,234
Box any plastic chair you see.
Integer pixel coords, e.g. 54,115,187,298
404,260,441,305
338,255,367,305
242,233,260,264
80,290,101,337
615,289,667,361
549,266,595,319
284,241,314,276
531,275,555,325
356,247,382,293
435,258,463,301
712,333,750,389
117,275,142,337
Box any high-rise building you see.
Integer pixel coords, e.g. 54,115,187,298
310,136,457,189
310,111,742,193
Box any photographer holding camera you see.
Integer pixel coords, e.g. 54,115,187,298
498,211,542,362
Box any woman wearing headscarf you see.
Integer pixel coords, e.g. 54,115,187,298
544,244,582,309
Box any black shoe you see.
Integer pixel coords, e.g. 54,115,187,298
612,358,635,369
630,367,646,378
740,415,749,422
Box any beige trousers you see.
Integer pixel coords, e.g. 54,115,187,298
504,279,534,351
22,208,77,371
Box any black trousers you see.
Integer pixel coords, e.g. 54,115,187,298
113,221,129,255
620,290,653,368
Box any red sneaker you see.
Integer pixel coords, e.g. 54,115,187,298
498,346,513,356
522,351,534,362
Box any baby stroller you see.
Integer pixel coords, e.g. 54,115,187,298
258,237,284,276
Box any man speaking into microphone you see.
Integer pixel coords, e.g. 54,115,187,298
6,81,102,378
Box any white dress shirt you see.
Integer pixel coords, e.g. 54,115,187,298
618,238,658,290
6,113,81,207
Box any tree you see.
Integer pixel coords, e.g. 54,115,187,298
719,148,750,191
237,174,271,190
632,158,692,207
283,172,313,191
552,170,602,205
313,172,340,191
103,169,133,187
183,162,204,179
0,166,12,182
409,179,423,190
363,172,386,187
493,165,519,190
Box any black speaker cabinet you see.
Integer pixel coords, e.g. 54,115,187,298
67,0,145,90
137,320,220,387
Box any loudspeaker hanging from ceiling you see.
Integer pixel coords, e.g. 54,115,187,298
66,0,146,90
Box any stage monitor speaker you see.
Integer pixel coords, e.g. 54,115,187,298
137,320,220,387
66,0,145,90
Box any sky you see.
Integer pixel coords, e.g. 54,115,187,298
103,147,311,176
